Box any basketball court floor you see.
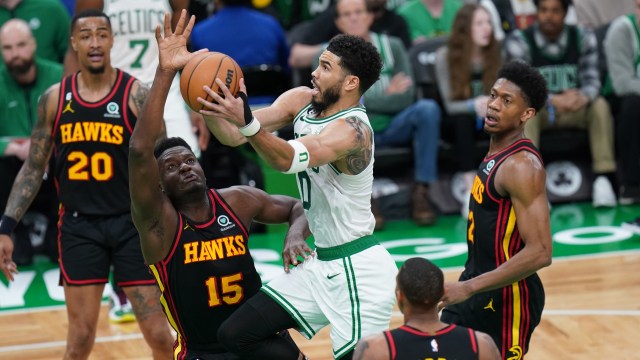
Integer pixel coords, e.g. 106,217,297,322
1,202,639,359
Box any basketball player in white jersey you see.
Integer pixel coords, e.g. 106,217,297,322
195,32,398,359
65,0,204,157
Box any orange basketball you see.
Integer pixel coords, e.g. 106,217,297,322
180,52,243,112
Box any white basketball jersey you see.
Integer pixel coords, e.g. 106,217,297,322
292,104,376,248
104,0,169,83
104,0,200,157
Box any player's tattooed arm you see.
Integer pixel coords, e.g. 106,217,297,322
130,81,149,115
4,87,56,221
343,116,373,175
129,80,166,138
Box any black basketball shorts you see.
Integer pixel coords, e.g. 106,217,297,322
58,210,154,286
441,277,545,359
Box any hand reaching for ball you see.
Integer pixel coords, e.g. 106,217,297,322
198,78,251,128
155,10,207,73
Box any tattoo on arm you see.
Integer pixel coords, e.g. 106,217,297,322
5,89,54,220
131,82,150,115
344,116,372,174
353,340,369,360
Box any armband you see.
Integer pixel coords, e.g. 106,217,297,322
0,215,18,236
283,140,310,174
239,117,261,137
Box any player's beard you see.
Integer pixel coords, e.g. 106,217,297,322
6,56,34,77
311,82,341,115
88,65,106,74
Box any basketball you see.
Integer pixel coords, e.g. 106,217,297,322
180,52,243,112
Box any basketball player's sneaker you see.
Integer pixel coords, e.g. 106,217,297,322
109,291,136,324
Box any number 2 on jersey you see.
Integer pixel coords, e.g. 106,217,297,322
467,211,475,243
205,273,244,307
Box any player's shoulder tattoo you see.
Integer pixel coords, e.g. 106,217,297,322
131,81,150,114
343,115,373,175
30,88,55,152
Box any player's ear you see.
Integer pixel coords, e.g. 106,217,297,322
520,107,536,125
344,74,359,93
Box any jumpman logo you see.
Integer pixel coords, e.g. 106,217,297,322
63,99,74,114
183,222,194,231
484,298,496,312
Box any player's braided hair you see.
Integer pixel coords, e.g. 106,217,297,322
326,34,382,95
497,60,548,112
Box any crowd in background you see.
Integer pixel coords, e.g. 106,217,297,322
2,0,640,266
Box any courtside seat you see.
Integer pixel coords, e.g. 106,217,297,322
408,36,449,102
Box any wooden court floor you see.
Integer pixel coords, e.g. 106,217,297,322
1,251,639,359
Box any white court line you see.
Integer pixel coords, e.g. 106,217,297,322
1,309,639,353
0,333,144,353
438,248,640,273
392,309,640,318
2,250,639,317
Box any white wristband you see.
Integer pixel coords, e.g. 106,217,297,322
283,140,310,174
239,117,261,137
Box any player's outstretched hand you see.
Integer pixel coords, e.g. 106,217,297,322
0,235,18,281
156,10,207,73
282,232,314,273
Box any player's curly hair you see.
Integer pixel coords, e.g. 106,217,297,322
397,257,444,309
497,60,548,112
154,137,193,159
533,0,572,13
326,34,382,95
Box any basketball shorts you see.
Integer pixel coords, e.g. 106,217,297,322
262,240,398,359
165,77,200,158
58,210,154,287
441,275,545,359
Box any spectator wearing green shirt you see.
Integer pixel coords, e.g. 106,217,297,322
0,19,61,264
0,0,70,63
606,1,640,231
398,0,462,44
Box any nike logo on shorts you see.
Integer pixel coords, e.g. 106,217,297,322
327,273,341,279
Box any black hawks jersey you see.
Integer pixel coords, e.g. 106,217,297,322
148,189,262,358
384,324,479,360
462,139,542,279
52,69,136,215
